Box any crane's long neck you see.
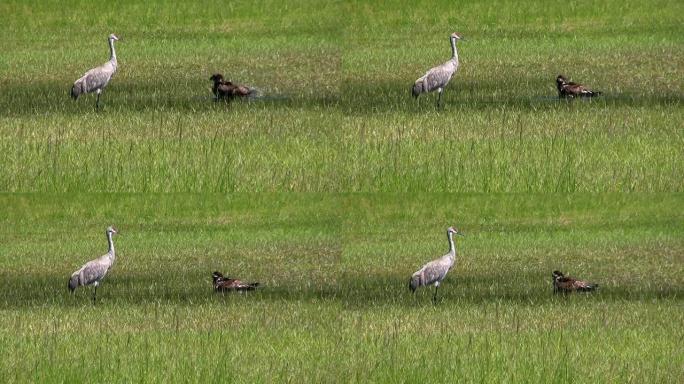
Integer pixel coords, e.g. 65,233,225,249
107,232,115,259
450,37,459,64
447,231,456,258
109,39,117,63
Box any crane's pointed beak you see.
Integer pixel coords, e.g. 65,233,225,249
457,232,465,237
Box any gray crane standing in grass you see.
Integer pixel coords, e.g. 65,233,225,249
409,226,464,303
68,226,118,303
412,32,463,108
71,34,120,109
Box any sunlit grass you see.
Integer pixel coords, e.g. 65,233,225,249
0,0,683,382
0,194,682,382
0,0,681,192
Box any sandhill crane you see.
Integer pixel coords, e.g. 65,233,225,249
556,75,601,98
68,226,118,303
212,271,260,292
71,34,120,109
552,270,598,293
209,73,255,102
412,32,464,107
409,227,465,302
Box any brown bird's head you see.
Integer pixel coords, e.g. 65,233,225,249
552,270,565,281
209,73,225,84
556,75,569,93
212,271,224,284
556,75,568,86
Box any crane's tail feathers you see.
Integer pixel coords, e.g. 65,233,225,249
68,275,79,292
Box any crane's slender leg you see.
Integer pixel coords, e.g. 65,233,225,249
95,91,101,110
92,282,98,304
436,89,443,108
433,283,440,304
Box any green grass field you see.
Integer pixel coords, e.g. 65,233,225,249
0,0,683,382
0,194,682,382
0,0,682,192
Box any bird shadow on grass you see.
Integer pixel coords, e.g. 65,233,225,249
338,77,682,115
0,80,340,117
334,270,684,309
1,77,678,117
1,270,681,310
0,268,349,309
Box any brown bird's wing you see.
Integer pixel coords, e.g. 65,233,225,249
234,85,252,96
564,82,599,97
214,83,238,100
566,83,584,95
217,83,233,93
215,278,259,291
554,276,576,291
555,275,597,293
572,279,594,290
215,278,238,291
232,279,259,291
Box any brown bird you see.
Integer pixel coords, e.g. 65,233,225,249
209,73,254,102
212,271,260,292
556,75,601,98
552,270,598,293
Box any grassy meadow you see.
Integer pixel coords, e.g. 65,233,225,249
0,194,682,382
0,0,683,382
0,0,681,192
